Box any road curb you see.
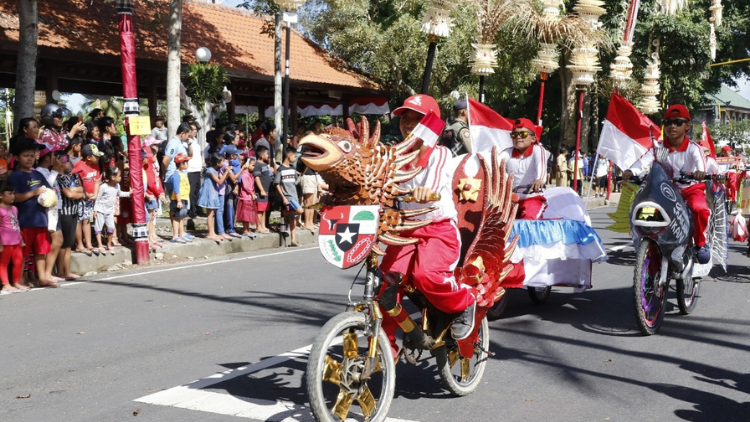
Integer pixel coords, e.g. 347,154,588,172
70,230,318,274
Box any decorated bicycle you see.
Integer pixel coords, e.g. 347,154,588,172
299,111,524,422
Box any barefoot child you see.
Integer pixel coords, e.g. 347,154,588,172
198,153,230,243
252,146,274,233
169,153,190,243
7,138,55,287
236,156,258,237
0,181,28,293
93,167,130,254
275,149,304,246
56,153,84,280
72,144,103,255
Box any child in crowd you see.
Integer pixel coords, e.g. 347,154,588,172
93,167,130,255
143,147,165,249
0,181,28,293
498,118,547,220
198,153,230,243
275,148,304,246
56,153,84,279
169,153,191,243
7,138,55,287
35,144,67,283
0,142,9,179
113,137,133,246
67,136,83,166
72,144,103,255
253,145,274,234
222,145,242,239
236,156,258,237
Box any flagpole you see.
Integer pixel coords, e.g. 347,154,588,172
573,89,585,193
536,72,548,125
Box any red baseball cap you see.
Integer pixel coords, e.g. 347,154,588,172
393,94,441,119
513,118,543,141
174,152,189,164
721,145,732,152
663,104,690,120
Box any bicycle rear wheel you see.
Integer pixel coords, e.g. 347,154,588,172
676,277,700,315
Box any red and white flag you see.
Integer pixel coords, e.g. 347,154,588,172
700,122,716,159
467,98,515,153
410,111,444,148
598,92,661,170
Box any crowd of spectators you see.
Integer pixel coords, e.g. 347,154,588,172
0,106,327,294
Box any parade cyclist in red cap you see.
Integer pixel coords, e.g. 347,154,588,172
498,118,548,219
378,94,477,351
622,104,711,264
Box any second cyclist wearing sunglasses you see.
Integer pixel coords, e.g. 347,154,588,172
622,104,711,264
498,118,548,220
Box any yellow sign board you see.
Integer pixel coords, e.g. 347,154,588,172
128,116,152,135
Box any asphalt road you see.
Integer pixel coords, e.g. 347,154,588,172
1,206,749,422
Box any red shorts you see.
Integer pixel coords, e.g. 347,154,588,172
257,201,269,212
22,227,51,256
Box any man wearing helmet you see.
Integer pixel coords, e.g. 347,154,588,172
39,104,85,149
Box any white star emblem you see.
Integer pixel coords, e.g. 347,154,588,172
337,227,356,245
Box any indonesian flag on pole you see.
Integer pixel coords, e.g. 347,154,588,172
598,92,661,170
701,122,716,159
410,111,444,148
467,98,515,153
410,111,445,168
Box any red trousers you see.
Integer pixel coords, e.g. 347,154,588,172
516,196,547,220
379,220,474,349
0,244,23,286
681,183,710,247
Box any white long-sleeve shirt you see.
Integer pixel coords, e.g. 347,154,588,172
94,183,131,214
498,143,547,199
628,137,706,189
399,145,457,222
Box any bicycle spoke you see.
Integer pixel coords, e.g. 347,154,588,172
333,390,354,421
343,331,358,359
358,386,376,419
322,355,342,386
460,358,470,382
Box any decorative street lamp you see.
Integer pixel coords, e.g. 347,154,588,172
196,46,212,63
568,0,605,193
271,0,306,152
469,43,498,103
638,51,661,115
531,0,563,124
114,0,148,264
420,0,454,94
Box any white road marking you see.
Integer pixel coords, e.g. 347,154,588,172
608,244,630,252
136,314,422,422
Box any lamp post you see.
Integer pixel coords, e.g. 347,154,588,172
271,0,306,152
568,0,605,193
420,0,453,94
115,0,148,264
196,46,212,63
531,0,563,125
469,43,498,103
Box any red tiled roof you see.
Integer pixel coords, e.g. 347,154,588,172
0,0,382,91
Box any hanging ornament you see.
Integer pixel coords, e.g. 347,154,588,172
541,0,563,21
421,0,454,39
709,24,717,61
532,43,561,75
610,42,634,85
470,43,498,75
569,44,602,87
574,0,606,29
658,0,688,16
709,0,723,27
638,51,661,114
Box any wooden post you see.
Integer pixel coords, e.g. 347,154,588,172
148,75,158,126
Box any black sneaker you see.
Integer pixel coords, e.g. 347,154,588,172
451,301,476,340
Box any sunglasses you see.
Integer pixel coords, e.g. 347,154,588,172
663,119,688,127
511,130,532,139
